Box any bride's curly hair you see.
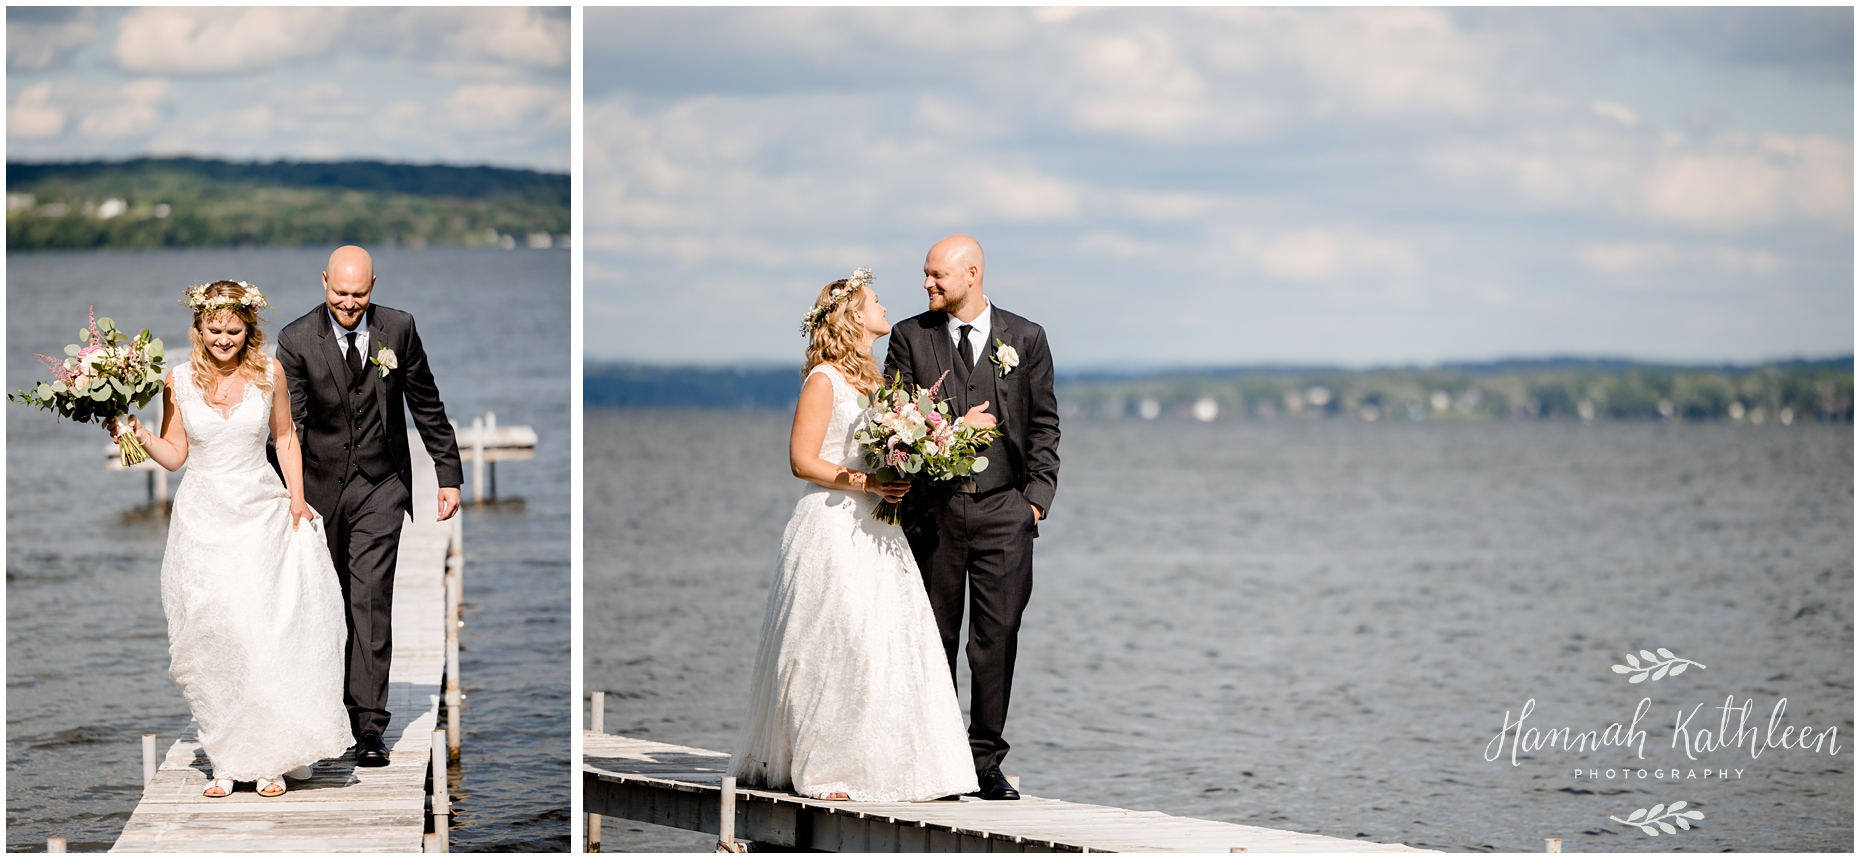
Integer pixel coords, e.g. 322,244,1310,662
802,279,882,392
188,280,274,404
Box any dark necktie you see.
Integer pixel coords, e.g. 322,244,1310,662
958,324,975,370
346,332,364,384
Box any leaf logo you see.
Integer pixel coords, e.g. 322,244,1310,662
1610,801,1703,836
1610,648,1704,683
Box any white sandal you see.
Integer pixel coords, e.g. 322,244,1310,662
202,777,235,798
256,776,286,797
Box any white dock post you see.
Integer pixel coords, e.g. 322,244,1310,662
717,776,740,852
431,729,450,852
469,416,485,505
587,690,605,850
445,559,462,759
141,734,156,785
1544,838,1562,853
46,838,65,853
155,467,168,507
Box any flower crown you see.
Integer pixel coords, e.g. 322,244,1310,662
181,281,269,314
799,267,873,337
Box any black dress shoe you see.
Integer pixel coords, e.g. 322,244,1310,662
974,766,1019,801
356,731,390,767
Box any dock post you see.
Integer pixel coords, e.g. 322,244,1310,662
141,734,156,785
156,467,168,507
718,775,739,852
485,412,497,500
587,689,604,851
47,838,65,853
1544,838,1561,853
431,729,449,852
445,558,462,759
469,416,485,505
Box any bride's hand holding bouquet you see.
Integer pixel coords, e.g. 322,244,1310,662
854,369,1003,524
9,307,166,466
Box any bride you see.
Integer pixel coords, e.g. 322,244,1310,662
111,280,352,798
730,270,980,802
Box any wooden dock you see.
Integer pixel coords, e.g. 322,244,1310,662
582,726,1432,853
111,443,464,853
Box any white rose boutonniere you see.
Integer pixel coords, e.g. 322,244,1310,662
990,339,1019,377
371,345,398,378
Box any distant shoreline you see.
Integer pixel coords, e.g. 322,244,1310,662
587,357,1854,422
6,157,568,252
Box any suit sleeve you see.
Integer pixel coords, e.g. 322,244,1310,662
397,315,465,488
1020,324,1061,516
881,325,915,389
274,326,310,435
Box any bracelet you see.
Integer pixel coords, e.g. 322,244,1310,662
848,471,868,492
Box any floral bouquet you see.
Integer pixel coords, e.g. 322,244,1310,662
853,370,1002,525
10,307,167,466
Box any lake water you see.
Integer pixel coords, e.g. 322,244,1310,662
6,247,571,852
586,411,1852,852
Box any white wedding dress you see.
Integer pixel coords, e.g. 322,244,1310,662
730,364,978,801
160,363,353,781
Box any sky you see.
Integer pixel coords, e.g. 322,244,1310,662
6,7,570,172
585,7,1853,369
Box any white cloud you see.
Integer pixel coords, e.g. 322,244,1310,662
1431,127,1853,231
441,83,569,132
8,10,100,71
75,78,174,139
1577,241,1786,277
1237,229,1422,281
113,7,350,75
8,82,67,138
1577,241,1679,275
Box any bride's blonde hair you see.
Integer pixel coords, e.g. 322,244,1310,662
802,280,882,392
188,280,274,403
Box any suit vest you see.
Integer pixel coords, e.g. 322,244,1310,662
950,344,1014,494
348,360,395,481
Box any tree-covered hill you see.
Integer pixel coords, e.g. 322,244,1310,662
587,357,1855,424
6,157,568,251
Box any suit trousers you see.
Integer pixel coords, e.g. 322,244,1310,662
908,485,1037,773
324,468,409,738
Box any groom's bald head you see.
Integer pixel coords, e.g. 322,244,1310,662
923,235,986,320
322,245,377,329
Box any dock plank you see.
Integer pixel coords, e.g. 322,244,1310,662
583,733,1432,853
113,445,455,853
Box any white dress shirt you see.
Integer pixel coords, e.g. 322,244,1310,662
330,308,370,358
945,300,992,366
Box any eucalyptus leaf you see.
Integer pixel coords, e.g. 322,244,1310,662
98,317,115,330
91,387,111,401
972,456,989,473
65,343,81,356
51,381,67,394
80,328,92,342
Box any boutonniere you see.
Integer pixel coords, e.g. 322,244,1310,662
989,338,1019,377
370,345,398,378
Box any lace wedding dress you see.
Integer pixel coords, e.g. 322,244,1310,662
160,363,353,781
730,364,978,801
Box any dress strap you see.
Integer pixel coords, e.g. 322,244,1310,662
169,363,202,404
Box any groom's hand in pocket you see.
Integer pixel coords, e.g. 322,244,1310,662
290,498,314,531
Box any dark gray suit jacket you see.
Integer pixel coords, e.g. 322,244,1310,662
882,304,1060,516
274,304,463,519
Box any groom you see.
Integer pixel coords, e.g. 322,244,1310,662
884,235,1060,801
276,245,463,767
